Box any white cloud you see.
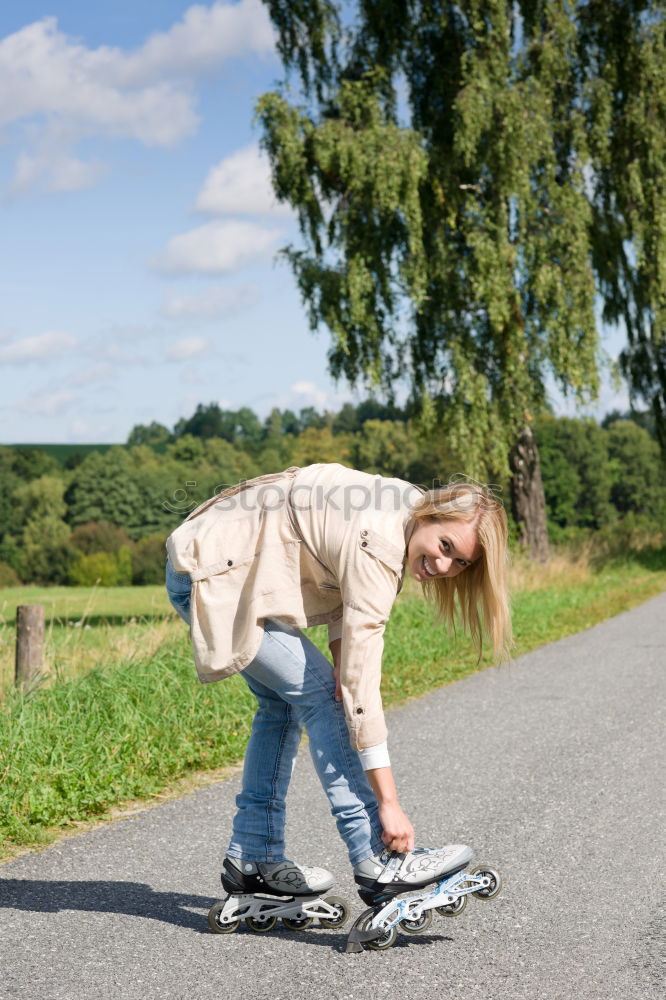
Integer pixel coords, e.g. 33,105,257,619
0,1,275,194
166,336,212,361
196,144,293,217
0,330,77,363
265,380,353,416
11,150,107,195
17,389,78,416
161,282,258,320
289,380,330,410
81,326,155,365
68,363,117,388
154,219,282,274
115,0,275,85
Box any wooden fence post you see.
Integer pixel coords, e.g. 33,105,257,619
15,604,45,689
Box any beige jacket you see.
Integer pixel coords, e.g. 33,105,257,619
166,463,422,749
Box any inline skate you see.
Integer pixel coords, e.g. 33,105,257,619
207,857,350,934
345,845,502,952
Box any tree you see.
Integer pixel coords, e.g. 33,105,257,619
70,521,134,555
349,419,420,478
174,404,263,447
14,474,68,523
202,437,256,485
131,534,170,585
173,403,227,440
535,416,614,537
262,407,288,444
14,476,74,584
332,402,362,435
605,420,664,521
65,449,145,537
69,547,132,587
126,421,172,448
8,447,60,481
257,0,664,556
601,408,656,439
332,398,408,434
289,426,352,466
580,3,666,454
298,406,326,430
22,515,74,584
0,449,25,566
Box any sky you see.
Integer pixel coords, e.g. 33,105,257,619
0,0,630,445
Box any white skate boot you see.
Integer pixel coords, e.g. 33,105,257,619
207,857,350,935
347,845,502,952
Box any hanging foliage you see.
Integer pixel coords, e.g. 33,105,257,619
257,0,666,476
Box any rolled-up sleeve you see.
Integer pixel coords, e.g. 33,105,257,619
357,740,391,770
327,618,343,644
334,536,401,750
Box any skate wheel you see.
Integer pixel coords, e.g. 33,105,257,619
282,915,314,931
245,915,277,933
399,909,432,934
207,901,240,934
358,913,398,951
319,895,350,929
471,866,502,900
436,893,468,917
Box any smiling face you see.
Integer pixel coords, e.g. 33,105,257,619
407,516,482,582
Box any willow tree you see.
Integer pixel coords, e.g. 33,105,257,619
257,0,665,558
580,2,666,453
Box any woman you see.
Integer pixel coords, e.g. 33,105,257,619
165,462,511,923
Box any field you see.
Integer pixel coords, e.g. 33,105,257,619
0,585,174,691
1,546,665,861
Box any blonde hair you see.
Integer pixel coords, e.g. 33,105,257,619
411,477,513,663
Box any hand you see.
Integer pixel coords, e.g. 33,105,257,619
378,800,415,854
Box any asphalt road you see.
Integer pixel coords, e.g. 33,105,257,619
2,593,665,1000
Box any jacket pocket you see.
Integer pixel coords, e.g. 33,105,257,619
357,528,405,576
190,556,252,583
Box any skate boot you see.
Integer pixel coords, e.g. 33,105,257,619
346,845,502,953
207,857,350,935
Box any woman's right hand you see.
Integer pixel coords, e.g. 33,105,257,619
366,765,415,854
378,800,415,854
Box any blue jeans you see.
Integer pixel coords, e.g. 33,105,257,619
165,559,383,866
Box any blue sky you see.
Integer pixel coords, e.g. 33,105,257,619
0,1,629,444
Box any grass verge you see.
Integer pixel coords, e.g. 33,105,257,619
1,550,665,862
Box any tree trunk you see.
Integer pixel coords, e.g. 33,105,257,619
509,425,550,562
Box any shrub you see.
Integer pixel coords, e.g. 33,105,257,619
70,521,133,555
592,512,665,561
68,546,133,587
131,534,168,585
21,518,75,585
0,537,24,579
0,561,20,587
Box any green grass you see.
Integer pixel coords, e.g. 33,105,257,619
0,633,256,851
0,586,175,692
0,585,171,622
1,552,665,860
